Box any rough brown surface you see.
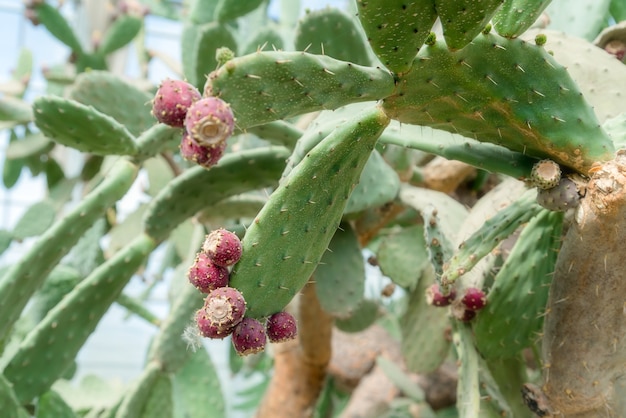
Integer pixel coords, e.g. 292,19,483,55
540,151,626,417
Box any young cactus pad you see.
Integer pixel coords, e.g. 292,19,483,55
228,105,390,319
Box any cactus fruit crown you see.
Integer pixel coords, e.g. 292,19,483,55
184,97,235,148
202,228,243,267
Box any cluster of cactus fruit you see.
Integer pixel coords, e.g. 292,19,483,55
153,79,235,168
188,228,297,355
1,0,626,417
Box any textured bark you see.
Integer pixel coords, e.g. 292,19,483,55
538,152,626,417
255,281,333,418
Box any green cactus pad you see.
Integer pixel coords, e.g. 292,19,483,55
184,22,238,89
12,200,56,240
4,234,156,403
0,158,138,343
33,96,139,156
36,390,77,418
0,96,33,126
69,71,154,137
493,0,552,38
30,265,81,322
295,8,371,66
243,27,285,54
115,362,162,418
345,149,400,214
376,225,430,289
383,33,615,174
473,209,563,359
144,146,291,241
355,0,438,74
441,189,541,287
172,348,226,417
334,299,380,332
6,133,53,160
137,372,173,418
147,224,205,372
604,113,626,150
229,105,390,318
454,322,481,417
435,0,505,50
245,121,302,149
205,51,395,129
401,267,452,373
544,0,611,41
379,123,537,179
134,124,180,162
98,15,143,56
214,0,265,22
0,374,21,418
315,223,366,317
33,3,83,53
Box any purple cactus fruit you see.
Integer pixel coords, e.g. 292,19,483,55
451,301,478,322
266,311,297,343
152,79,201,128
232,317,267,356
461,287,487,311
425,284,456,307
187,252,229,293
195,308,234,339
536,177,580,212
184,97,235,147
180,132,226,168
200,287,246,332
202,228,242,267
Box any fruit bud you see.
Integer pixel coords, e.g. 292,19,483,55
266,311,297,343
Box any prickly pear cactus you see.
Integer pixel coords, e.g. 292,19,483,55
2,0,626,417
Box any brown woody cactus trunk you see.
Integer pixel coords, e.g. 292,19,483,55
536,151,626,417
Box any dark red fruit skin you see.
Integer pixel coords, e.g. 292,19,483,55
187,252,229,293
459,309,477,322
266,311,297,343
152,79,201,128
201,287,246,331
461,287,487,311
195,308,234,339
184,97,235,147
232,317,267,356
202,228,243,267
180,132,226,168
425,284,457,307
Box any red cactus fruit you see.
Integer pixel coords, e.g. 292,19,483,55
232,317,267,356
184,97,235,147
152,79,201,128
200,287,246,332
187,252,229,293
180,132,226,168
202,228,243,267
459,309,477,322
425,283,456,307
461,287,487,311
266,311,297,343
195,308,234,339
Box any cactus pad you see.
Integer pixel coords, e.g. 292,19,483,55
473,209,563,359
229,105,390,318
493,0,552,38
33,96,139,156
205,51,395,129
315,223,366,317
383,33,615,174
355,0,437,74
435,0,505,50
